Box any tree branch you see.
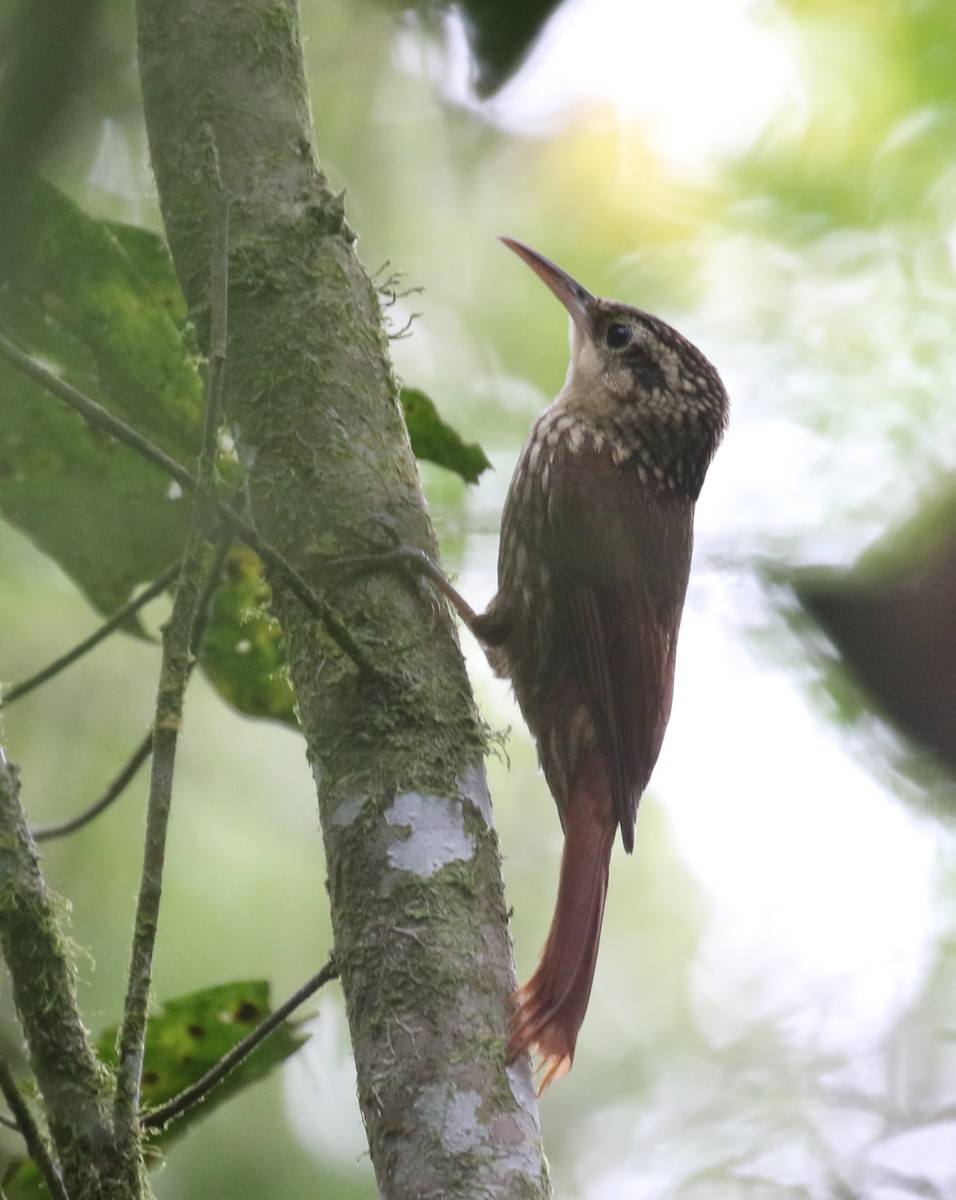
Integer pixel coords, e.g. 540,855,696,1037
1,562,180,708
31,530,232,844
32,729,153,842
0,750,139,1198
0,1059,70,1200
113,155,231,1145
136,1,549,1196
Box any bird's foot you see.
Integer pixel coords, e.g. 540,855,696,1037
324,545,479,631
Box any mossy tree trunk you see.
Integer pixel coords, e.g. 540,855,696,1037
136,1,550,1196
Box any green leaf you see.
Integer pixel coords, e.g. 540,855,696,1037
99,980,310,1141
1,1157,45,1200
199,545,298,726
3,980,312,1197
400,386,491,485
0,176,204,615
106,220,199,352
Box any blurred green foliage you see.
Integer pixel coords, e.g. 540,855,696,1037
3,0,956,1197
0,178,486,724
0,176,202,615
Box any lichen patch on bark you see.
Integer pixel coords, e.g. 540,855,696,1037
385,791,476,877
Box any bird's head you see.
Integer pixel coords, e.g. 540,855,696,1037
500,237,729,480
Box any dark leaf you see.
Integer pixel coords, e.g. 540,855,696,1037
380,0,565,96
797,546,956,775
457,0,564,96
0,0,102,259
791,486,956,778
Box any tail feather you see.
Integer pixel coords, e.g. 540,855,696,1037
507,757,616,1090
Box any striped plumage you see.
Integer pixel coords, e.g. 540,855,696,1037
473,240,729,1088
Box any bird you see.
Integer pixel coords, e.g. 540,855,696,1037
364,238,729,1088
464,238,729,1089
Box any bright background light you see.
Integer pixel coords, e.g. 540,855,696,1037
453,0,802,168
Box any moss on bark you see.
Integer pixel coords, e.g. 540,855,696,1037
137,1,550,1195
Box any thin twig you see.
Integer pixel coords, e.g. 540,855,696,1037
142,958,338,1132
2,562,181,708
188,534,232,654
388,312,421,340
0,332,195,491
236,520,376,673
32,731,152,842
0,1060,70,1200
0,332,375,674
113,147,233,1141
111,447,214,1138
0,752,113,1195
31,534,232,845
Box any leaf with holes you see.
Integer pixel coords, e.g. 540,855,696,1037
2,981,313,1199
199,545,298,726
98,980,310,1139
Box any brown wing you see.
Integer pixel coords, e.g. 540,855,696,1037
546,443,694,851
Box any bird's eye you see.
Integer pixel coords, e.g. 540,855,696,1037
605,323,632,349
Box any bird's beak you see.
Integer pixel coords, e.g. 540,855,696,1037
500,237,594,337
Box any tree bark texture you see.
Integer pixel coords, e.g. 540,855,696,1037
0,755,146,1200
135,2,550,1197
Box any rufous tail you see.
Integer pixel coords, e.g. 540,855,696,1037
507,759,617,1091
